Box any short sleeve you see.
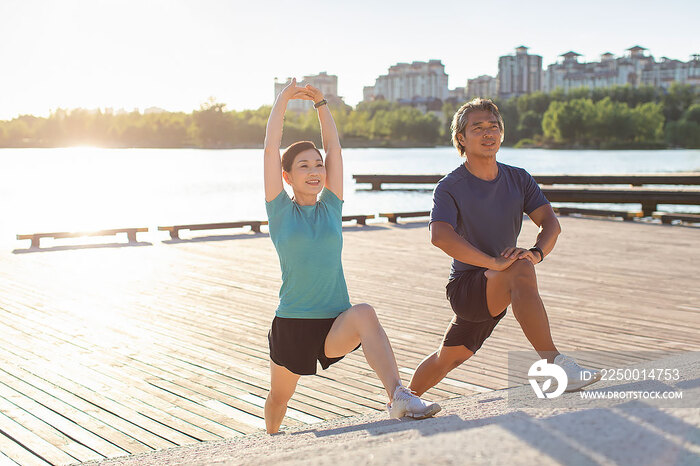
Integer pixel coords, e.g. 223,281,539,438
522,172,549,215
319,187,343,217
265,189,292,220
430,180,458,229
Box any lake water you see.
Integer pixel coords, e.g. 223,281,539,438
1,147,698,242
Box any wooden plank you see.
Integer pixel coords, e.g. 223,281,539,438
0,450,20,466
0,337,229,443
158,221,268,239
17,228,148,240
0,431,51,466
379,211,431,223
0,395,97,464
353,173,700,188
541,186,700,207
16,228,148,248
652,211,700,224
0,408,82,466
0,364,184,450
553,207,643,221
0,375,143,457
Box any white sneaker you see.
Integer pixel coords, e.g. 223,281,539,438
386,386,441,419
554,354,602,392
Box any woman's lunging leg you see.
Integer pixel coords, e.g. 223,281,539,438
324,303,401,400
265,360,300,434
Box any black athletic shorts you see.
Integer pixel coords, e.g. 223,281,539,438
443,268,507,353
268,315,360,376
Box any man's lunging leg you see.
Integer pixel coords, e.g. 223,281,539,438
485,260,558,362
409,344,473,396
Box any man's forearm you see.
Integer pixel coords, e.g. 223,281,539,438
432,229,496,269
533,219,561,259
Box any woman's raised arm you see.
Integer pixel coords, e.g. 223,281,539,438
264,79,308,202
306,85,343,200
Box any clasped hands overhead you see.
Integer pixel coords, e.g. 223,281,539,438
281,78,324,103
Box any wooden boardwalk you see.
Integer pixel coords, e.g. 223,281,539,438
0,217,699,465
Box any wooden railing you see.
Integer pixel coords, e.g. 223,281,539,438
353,173,700,191
353,173,700,216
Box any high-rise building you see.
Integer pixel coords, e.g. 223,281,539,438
497,46,543,99
466,75,499,99
641,54,700,89
448,87,467,102
543,46,699,93
274,72,342,112
363,60,449,103
543,47,650,92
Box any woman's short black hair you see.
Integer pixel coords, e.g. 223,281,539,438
281,141,323,172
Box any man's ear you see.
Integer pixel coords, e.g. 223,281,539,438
457,132,466,147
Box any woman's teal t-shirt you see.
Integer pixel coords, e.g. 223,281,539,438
265,188,351,319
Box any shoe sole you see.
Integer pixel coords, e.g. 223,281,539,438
404,404,442,420
565,371,602,392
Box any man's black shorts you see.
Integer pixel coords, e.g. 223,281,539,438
268,315,360,375
443,268,507,353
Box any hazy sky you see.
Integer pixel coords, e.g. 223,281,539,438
1,0,698,119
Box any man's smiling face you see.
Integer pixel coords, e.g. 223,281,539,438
458,109,503,159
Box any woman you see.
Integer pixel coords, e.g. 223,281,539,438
263,79,441,433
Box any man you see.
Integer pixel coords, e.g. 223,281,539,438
408,98,600,396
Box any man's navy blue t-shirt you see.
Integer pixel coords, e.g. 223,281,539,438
430,162,549,279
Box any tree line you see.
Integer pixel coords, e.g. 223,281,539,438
491,83,699,149
0,84,698,149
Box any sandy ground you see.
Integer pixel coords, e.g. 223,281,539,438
90,352,700,466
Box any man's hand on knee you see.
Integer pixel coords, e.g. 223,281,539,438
501,247,540,265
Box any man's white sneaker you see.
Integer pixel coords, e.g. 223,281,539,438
554,354,602,392
387,386,441,419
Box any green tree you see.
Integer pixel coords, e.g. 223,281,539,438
662,83,697,122
665,103,700,148
542,99,595,145
193,99,233,148
630,102,664,143
683,103,700,125
516,110,543,141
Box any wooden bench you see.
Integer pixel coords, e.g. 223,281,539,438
342,215,372,225
379,211,430,223
553,207,643,221
17,228,149,249
652,212,700,225
158,221,268,240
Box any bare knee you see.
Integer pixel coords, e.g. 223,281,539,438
508,260,538,290
267,389,293,407
351,303,379,328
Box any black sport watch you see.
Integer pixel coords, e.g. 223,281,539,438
529,246,544,263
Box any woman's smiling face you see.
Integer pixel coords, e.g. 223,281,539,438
283,148,326,196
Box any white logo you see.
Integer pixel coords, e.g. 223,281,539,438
528,359,568,399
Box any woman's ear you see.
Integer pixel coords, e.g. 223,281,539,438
282,170,291,185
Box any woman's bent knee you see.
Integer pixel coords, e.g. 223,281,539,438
351,303,379,324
